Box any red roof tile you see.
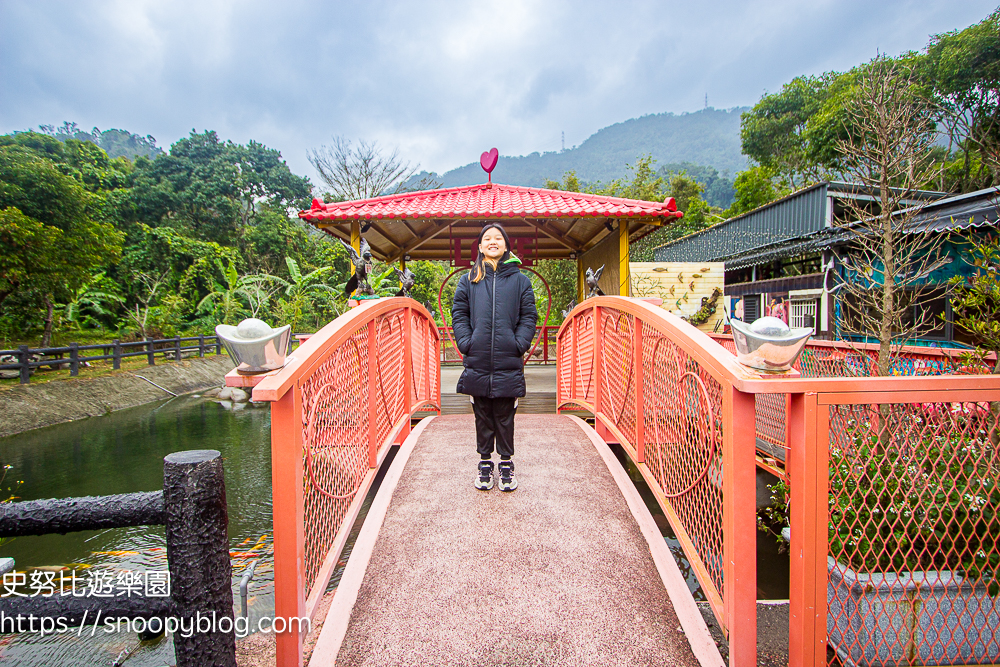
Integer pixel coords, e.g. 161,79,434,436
299,183,682,222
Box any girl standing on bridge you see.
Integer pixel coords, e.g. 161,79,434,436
451,223,537,492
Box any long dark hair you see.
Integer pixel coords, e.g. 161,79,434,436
469,223,512,283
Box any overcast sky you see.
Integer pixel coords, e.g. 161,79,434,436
1,0,995,182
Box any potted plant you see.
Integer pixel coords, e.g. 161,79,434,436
764,407,1000,666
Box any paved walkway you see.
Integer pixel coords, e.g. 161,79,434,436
322,414,705,667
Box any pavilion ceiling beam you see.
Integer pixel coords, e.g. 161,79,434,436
396,219,420,240
580,219,616,253
522,218,583,253
564,218,584,239
387,220,452,263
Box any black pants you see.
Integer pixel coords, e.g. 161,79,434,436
472,396,517,459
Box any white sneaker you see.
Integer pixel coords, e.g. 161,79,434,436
497,460,517,492
474,460,494,490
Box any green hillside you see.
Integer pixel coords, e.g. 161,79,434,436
415,107,748,201
36,122,163,160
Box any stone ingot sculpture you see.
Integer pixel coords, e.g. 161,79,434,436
585,265,605,298
339,237,375,298
395,267,415,298
216,318,292,375
728,315,812,372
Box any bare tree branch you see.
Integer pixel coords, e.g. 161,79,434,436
833,58,947,376
308,137,420,201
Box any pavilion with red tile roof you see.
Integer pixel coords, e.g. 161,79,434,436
299,181,683,298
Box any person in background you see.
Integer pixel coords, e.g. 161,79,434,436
450,224,537,492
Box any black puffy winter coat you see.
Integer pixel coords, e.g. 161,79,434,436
451,254,537,398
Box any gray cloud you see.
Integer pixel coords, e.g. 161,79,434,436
1,0,995,182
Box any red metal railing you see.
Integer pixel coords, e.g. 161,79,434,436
438,324,557,364
556,297,762,665
251,298,440,667
559,298,1000,667
785,376,1000,667
709,333,993,481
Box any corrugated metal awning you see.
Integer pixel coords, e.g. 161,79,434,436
722,231,844,270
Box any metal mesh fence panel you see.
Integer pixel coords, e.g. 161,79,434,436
599,308,638,447
575,312,595,405
826,400,1000,666
300,323,371,597
296,307,437,604
640,319,726,603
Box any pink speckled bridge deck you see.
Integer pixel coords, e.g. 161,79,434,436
333,414,701,667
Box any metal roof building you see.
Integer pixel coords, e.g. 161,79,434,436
651,183,996,343
652,182,949,265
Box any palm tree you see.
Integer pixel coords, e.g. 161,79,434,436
197,260,252,325
272,257,337,331
59,273,124,331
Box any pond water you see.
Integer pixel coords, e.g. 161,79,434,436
0,394,389,667
0,395,276,665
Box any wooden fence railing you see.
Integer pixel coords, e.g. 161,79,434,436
0,333,310,384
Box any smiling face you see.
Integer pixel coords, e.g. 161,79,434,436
479,227,507,261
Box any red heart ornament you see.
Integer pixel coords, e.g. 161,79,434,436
480,148,499,174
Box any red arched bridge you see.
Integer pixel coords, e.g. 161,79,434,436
229,296,1000,667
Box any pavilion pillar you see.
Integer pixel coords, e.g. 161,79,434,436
577,257,585,302
618,220,630,296
350,220,361,275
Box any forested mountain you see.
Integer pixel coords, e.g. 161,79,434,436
410,107,747,201
36,122,163,160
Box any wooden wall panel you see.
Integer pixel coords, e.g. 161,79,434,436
630,262,726,332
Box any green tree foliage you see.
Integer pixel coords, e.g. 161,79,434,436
533,259,578,326
724,165,788,217
612,162,720,262
923,9,1000,190
949,235,1000,374
38,122,163,160
544,170,583,193
657,162,735,208
0,140,124,343
196,260,254,326
57,273,123,332
740,7,1000,198
740,74,841,189
126,130,311,245
586,154,666,201
400,261,448,316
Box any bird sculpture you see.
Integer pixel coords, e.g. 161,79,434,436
585,265,605,298
394,267,416,298
339,237,375,298
560,298,577,319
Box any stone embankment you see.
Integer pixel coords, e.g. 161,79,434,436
0,356,235,438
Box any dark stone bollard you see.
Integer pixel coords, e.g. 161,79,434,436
163,450,236,667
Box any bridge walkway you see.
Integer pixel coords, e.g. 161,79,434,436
309,414,720,666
